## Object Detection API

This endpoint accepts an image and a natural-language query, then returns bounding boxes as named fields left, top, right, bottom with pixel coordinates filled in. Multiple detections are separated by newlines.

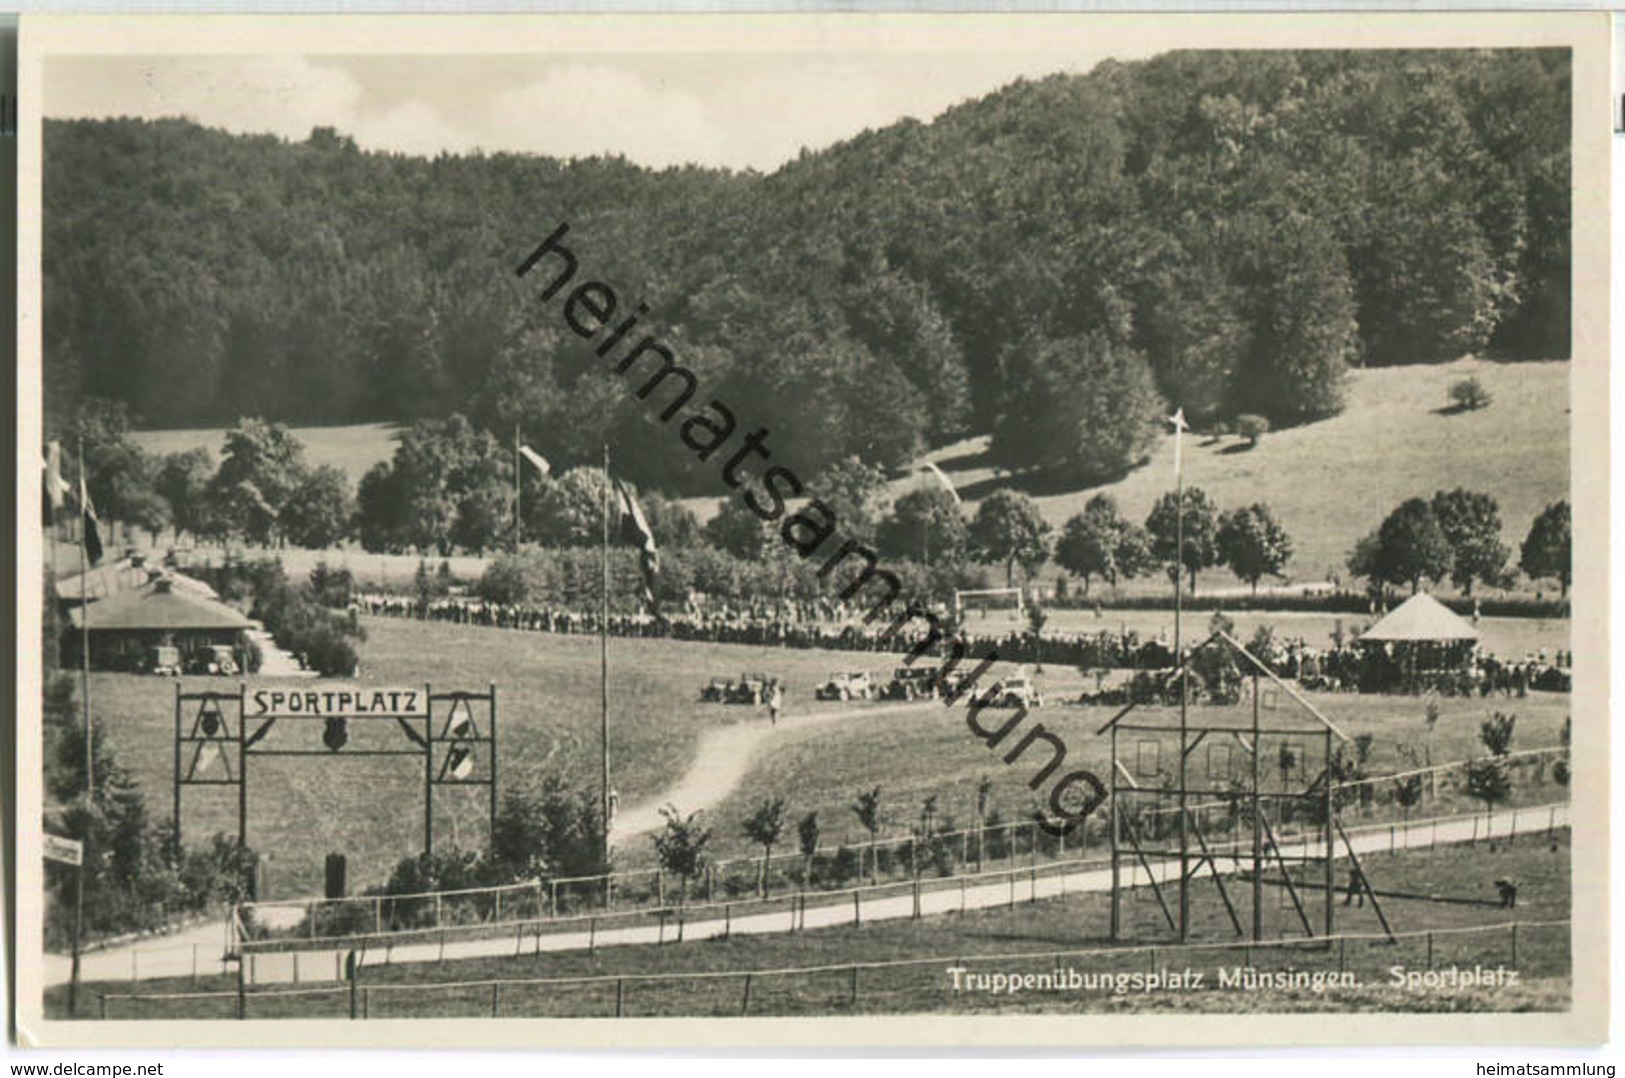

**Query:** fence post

left=1338, top=937, right=1345, bottom=974
left=490, top=983, right=500, bottom=1017
left=236, top=959, right=246, bottom=1020
left=724, top=903, right=732, bottom=940
left=363, top=987, right=370, bottom=1019
left=1426, top=931, right=1434, bottom=968
left=375, top=895, right=383, bottom=934
left=677, top=906, right=685, bottom=943
left=192, top=943, right=199, bottom=985
left=1511, top=923, right=1519, bottom=966
left=1389, top=826, right=1395, bottom=856
left=740, top=973, right=753, bottom=1016
left=1471, top=816, right=1478, bottom=846
left=853, top=889, right=861, bottom=927
left=913, top=879, right=921, bottom=920
left=435, top=893, right=443, bottom=928
left=98, top=994, right=107, bottom=1020
left=849, top=965, right=859, bottom=1005
left=589, top=916, right=597, bottom=956
left=131, top=949, right=138, bottom=984
left=293, top=951, right=300, bottom=984
left=1149, top=948, right=1157, bottom=975
left=1030, top=867, right=1037, bottom=902
left=1008, top=872, right=1016, bottom=909
left=347, top=951, right=358, bottom=1020
left=496, top=890, right=504, bottom=921
left=1510, top=808, right=1518, bottom=845
left=615, top=977, right=624, bottom=1017
left=961, top=877, right=967, bottom=914
left=309, top=899, right=317, bottom=939
left=657, top=871, right=665, bottom=907
left=1548, top=805, right=1556, bottom=838
left=1431, top=820, right=1438, bottom=850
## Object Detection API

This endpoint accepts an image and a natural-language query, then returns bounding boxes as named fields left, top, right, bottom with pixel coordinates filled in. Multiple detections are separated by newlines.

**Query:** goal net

left=954, top=587, right=1026, bottom=621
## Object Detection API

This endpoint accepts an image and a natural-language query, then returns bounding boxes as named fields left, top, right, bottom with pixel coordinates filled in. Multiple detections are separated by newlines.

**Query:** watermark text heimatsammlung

left=516, top=222, right=1106, bottom=833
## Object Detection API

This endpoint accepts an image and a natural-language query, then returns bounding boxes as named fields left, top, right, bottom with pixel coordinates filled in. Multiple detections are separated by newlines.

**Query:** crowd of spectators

left=351, top=592, right=1570, bottom=698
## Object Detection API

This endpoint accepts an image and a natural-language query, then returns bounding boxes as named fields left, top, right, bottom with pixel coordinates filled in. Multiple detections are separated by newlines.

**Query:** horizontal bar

left=245, top=749, right=427, bottom=758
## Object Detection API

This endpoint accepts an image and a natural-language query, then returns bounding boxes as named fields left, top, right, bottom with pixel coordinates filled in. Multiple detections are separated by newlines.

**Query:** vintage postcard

left=12, top=12, right=1611, bottom=1049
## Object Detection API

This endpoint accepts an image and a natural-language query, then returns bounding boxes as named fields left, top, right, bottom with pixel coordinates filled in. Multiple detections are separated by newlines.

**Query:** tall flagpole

left=1171, top=410, right=1189, bottom=942
left=600, top=443, right=611, bottom=873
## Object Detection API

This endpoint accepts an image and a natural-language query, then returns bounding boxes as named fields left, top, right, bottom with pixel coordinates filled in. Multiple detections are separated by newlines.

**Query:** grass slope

left=910, top=358, right=1569, bottom=586
left=128, top=422, right=402, bottom=488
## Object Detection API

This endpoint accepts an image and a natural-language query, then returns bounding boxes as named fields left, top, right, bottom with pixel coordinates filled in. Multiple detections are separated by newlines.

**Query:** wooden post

left=589, top=916, right=597, bottom=956
left=853, top=889, right=861, bottom=927
left=1511, top=923, right=1519, bottom=966
left=615, top=977, right=624, bottom=1017
left=724, top=902, right=732, bottom=940
left=849, top=965, right=859, bottom=1005
left=1426, top=931, right=1434, bottom=968
left=347, top=951, right=358, bottom=1020
left=740, top=973, right=753, bottom=1015
left=490, top=983, right=500, bottom=1017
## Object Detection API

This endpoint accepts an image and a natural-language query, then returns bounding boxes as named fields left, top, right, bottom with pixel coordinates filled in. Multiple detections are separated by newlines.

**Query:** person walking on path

left=767, top=680, right=783, bottom=726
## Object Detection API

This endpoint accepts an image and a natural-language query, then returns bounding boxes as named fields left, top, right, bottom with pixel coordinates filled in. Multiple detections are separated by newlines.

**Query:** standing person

left=1344, top=864, right=1365, bottom=907
left=767, top=680, right=783, bottom=726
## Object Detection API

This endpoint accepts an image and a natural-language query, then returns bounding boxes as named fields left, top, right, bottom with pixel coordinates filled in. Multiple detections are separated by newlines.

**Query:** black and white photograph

left=12, top=13, right=1612, bottom=1048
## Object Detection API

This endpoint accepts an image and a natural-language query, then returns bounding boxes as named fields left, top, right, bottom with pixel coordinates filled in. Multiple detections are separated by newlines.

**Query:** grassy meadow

left=86, top=611, right=1572, bottom=896
left=89, top=617, right=945, bottom=895
left=909, top=358, right=1569, bottom=588
left=127, top=422, right=403, bottom=488
left=58, top=831, right=1571, bottom=1019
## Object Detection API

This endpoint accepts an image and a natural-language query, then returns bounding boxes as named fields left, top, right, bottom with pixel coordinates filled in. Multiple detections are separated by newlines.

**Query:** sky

left=43, top=48, right=1157, bottom=171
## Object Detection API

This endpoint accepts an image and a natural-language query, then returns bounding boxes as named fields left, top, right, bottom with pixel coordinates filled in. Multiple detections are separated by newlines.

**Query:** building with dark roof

left=63, top=574, right=255, bottom=673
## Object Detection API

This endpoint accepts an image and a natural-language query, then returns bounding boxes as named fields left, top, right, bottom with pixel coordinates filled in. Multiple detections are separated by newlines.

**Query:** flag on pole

left=518, top=445, right=551, bottom=478
left=44, top=441, right=69, bottom=524
left=77, top=470, right=103, bottom=566
left=611, top=475, right=659, bottom=612
left=1168, top=408, right=1189, bottom=478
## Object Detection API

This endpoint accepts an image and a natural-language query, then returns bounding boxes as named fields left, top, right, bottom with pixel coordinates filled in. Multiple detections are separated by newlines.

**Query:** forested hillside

left=44, top=48, right=1570, bottom=495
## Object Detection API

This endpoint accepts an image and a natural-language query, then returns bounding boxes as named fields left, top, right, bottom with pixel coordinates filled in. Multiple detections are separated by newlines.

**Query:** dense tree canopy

left=44, top=49, right=1571, bottom=499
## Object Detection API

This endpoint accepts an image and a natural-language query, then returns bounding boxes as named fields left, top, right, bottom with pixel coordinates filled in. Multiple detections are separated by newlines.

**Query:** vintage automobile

left=815, top=671, right=873, bottom=701
left=193, top=644, right=240, bottom=677
left=147, top=645, right=182, bottom=677
left=729, top=672, right=773, bottom=705
left=880, top=666, right=939, bottom=700
left=987, top=673, right=1043, bottom=708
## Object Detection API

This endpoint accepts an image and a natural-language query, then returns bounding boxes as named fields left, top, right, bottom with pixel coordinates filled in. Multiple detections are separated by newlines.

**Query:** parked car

left=989, top=674, right=1043, bottom=708
left=193, top=644, right=239, bottom=677
left=147, top=645, right=182, bottom=677
left=729, top=672, right=772, bottom=705
left=815, top=671, right=873, bottom=701
left=880, top=666, right=939, bottom=700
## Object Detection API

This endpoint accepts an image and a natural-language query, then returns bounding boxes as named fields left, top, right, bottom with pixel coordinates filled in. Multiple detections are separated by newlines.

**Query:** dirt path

left=609, top=698, right=940, bottom=845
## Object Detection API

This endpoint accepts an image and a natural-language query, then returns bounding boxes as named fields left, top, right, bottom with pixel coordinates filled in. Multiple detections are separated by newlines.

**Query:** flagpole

left=1173, top=413, right=1189, bottom=943
left=513, top=424, right=522, bottom=552
left=600, top=443, right=611, bottom=876
left=71, top=439, right=91, bottom=1015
